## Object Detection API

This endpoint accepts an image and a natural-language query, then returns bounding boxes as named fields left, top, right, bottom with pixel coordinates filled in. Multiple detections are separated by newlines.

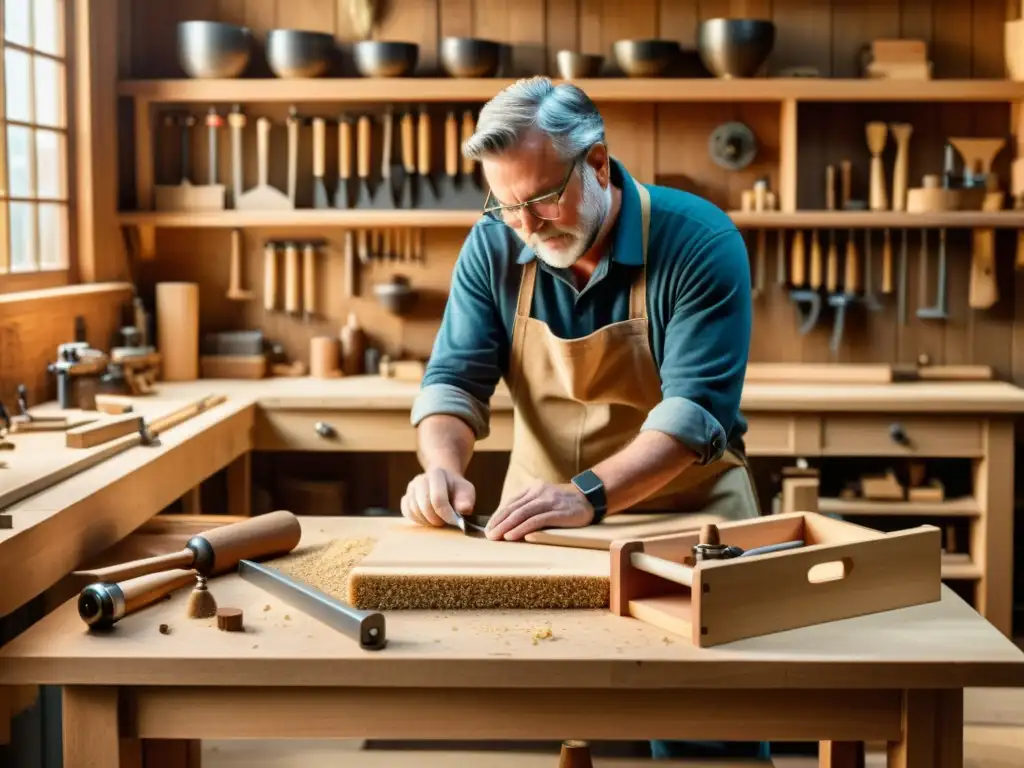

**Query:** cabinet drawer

left=255, top=410, right=418, bottom=452
left=820, top=416, right=984, bottom=457
left=744, top=414, right=821, bottom=456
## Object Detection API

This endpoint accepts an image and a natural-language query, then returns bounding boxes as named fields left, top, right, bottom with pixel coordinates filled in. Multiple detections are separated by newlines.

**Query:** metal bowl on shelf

left=373, top=275, right=418, bottom=315
left=556, top=51, right=604, bottom=79
left=266, top=28, right=336, bottom=78
left=177, top=21, right=253, bottom=78
left=440, top=37, right=503, bottom=78
left=353, top=40, right=419, bottom=77
left=697, top=18, right=776, bottom=78
left=612, top=39, right=681, bottom=77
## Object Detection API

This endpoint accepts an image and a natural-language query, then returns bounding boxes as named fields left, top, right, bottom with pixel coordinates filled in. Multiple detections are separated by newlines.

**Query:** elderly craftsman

left=402, top=77, right=767, bottom=760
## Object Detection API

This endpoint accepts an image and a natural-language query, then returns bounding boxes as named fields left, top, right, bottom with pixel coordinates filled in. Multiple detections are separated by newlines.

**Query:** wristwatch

left=570, top=469, right=607, bottom=524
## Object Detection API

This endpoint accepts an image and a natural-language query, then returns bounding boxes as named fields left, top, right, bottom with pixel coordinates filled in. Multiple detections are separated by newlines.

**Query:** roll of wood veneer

left=156, top=282, right=199, bottom=381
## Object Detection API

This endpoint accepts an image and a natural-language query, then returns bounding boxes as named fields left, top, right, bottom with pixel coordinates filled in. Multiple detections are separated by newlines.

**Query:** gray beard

left=521, top=166, right=611, bottom=269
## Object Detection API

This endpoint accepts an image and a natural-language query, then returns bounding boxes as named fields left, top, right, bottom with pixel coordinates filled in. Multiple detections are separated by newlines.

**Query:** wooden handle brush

left=74, top=510, right=302, bottom=583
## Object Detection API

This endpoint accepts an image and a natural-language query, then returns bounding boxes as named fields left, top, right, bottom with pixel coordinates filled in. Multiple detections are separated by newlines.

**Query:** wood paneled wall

left=119, top=0, right=1024, bottom=382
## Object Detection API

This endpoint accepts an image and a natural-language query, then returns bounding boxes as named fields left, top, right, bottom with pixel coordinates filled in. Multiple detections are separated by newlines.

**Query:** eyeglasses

left=481, top=153, right=585, bottom=227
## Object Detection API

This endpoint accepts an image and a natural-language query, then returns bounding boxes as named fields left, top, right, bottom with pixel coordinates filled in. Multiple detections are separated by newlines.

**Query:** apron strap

left=629, top=180, right=651, bottom=321
left=515, top=259, right=538, bottom=318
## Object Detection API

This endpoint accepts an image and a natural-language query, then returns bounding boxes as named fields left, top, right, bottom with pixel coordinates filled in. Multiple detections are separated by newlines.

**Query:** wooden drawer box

left=610, top=512, right=942, bottom=647
left=820, top=416, right=984, bottom=457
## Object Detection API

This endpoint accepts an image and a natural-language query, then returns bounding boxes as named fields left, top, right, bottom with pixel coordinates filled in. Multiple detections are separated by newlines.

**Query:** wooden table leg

left=820, top=741, right=865, bottom=768
left=63, top=686, right=125, bottom=768
left=226, top=452, right=252, bottom=516
left=887, top=689, right=963, bottom=768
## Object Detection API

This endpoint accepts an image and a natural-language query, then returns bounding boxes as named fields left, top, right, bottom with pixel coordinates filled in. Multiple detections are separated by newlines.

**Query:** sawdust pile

left=348, top=574, right=608, bottom=611
left=270, top=537, right=378, bottom=601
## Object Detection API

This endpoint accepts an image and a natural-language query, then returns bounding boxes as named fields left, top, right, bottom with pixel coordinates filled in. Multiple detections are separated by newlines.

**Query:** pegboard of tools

left=610, top=512, right=941, bottom=648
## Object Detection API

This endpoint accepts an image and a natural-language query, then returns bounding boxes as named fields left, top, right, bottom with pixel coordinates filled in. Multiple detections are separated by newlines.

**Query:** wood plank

left=66, top=414, right=144, bottom=449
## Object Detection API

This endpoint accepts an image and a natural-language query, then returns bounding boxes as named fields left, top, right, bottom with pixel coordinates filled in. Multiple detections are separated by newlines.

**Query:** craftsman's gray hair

left=462, top=76, right=606, bottom=162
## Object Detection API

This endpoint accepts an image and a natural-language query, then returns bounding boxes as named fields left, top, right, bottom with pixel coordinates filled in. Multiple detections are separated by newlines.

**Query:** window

left=0, top=0, right=69, bottom=287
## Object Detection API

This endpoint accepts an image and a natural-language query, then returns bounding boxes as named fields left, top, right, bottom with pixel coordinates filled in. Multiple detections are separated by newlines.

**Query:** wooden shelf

left=118, top=210, right=482, bottom=228
left=729, top=211, right=1024, bottom=229
left=942, top=553, right=983, bottom=581
left=117, top=77, right=1024, bottom=104
left=819, top=496, right=980, bottom=517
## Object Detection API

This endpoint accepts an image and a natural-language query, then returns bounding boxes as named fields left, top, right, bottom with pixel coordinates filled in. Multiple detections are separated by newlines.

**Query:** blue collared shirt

left=410, top=158, right=751, bottom=466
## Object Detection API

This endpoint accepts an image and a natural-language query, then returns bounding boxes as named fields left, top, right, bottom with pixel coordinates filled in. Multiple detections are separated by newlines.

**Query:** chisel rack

left=610, top=512, right=941, bottom=647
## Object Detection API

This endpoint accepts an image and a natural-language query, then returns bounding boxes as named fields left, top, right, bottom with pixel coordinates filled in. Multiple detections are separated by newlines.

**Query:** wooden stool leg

left=820, top=741, right=865, bottom=768
left=559, top=740, right=592, bottom=768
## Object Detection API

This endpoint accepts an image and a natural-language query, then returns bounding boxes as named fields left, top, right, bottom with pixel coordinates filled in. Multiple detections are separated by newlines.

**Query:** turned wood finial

left=216, top=607, right=244, bottom=632
left=700, top=524, right=720, bottom=547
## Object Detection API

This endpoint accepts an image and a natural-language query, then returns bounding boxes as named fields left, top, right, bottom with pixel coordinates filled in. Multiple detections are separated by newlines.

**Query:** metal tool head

left=827, top=293, right=858, bottom=356
left=788, top=289, right=824, bottom=335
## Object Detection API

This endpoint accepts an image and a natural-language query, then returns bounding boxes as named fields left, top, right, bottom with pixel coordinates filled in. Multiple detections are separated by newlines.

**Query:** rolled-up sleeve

left=411, top=226, right=507, bottom=440
left=641, top=228, right=751, bottom=465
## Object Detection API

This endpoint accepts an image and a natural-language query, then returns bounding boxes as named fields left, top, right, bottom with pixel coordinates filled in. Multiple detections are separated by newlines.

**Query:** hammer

left=73, top=510, right=303, bottom=583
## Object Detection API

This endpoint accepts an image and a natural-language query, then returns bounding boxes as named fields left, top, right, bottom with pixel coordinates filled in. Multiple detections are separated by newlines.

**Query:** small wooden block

left=860, top=470, right=904, bottom=501
left=96, top=400, right=133, bottom=415
left=908, top=480, right=945, bottom=503
left=216, top=607, right=244, bottom=632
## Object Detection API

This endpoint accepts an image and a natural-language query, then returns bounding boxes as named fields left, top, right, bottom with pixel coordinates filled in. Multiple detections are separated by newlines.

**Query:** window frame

left=0, top=0, right=75, bottom=295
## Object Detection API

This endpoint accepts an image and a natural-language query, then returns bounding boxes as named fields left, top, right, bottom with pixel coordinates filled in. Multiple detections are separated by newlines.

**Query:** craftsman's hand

left=401, top=468, right=476, bottom=528
left=486, top=482, right=594, bottom=541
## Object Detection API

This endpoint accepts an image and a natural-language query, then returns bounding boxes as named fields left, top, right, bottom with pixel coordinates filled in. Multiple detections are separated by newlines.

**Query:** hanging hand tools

left=204, top=107, right=226, bottom=209
left=226, top=228, right=254, bottom=301
left=354, top=114, right=373, bottom=208
left=370, top=107, right=396, bottom=208
left=460, top=109, right=485, bottom=205
left=263, top=241, right=278, bottom=311
left=286, top=106, right=300, bottom=207
left=399, top=108, right=416, bottom=208
left=916, top=228, right=948, bottom=320
left=228, top=104, right=245, bottom=208
left=334, top=114, right=352, bottom=209
left=73, top=510, right=302, bottom=583
left=236, top=117, right=292, bottom=210
left=284, top=241, right=300, bottom=316
left=303, top=241, right=318, bottom=322
left=952, top=137, right=1006, bottom=311
left=312, top=116, right=330, bottom=208
left=417, top=105, right=439, bottom=207
left=154, top=112, right=224, bottom=211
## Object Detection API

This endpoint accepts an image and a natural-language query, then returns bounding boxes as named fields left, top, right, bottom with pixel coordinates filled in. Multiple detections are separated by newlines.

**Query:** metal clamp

left=238, top=560, right=387, bottom=651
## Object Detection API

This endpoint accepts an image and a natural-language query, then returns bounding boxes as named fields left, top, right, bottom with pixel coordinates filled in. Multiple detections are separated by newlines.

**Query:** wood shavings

left=263, top=604, right=271, bottom=612
left=531, top=625, right=554, bottom=645
left=269, top=537, right=378, bottom=602
left=349, top=574, right=608, bottom=610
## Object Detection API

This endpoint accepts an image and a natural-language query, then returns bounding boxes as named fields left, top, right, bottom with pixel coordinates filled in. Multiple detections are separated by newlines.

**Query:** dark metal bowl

left=353, top=40, right=419, bottom=77
left=612, top=39, right=681, bottom=77
left=697, top=18, right=776, bottom=78
left=440, top=37, right=502, bottom=78
left=266, top=29, right=336, bottom=78
left=556, top=51, right=604, bottom=79
left=177, top=21, right=252, bottom=78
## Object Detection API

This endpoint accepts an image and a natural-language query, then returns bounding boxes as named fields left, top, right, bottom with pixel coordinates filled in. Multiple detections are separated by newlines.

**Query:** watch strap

left=571, top=469, right=607, bottom=524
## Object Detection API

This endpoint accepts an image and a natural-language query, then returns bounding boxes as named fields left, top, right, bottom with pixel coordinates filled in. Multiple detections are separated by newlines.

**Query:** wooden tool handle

left=77, top=550, right=195, bottom=583
left=445, top=112, right=458, bottom=178
left=969, top=229, right=998, bottom=309
left=286, top=110, right=299, bottom=203
left=1016, top=229, right=1024, bottom=270
left=809, top=231, right=822, bottom=288
left=381, top=109, right=393, bottom=179
left=312, top=117, right=325, bottom=178
left=263, top=242, right=277, bottom=311
left=826, top=238, right=838, bottom=292
left=382, top=227, right=392, bottom=259
left=840, top=160, right=852, bottom=208
left=122, top=569, right=197, bottom=614
left=417, top=109, right=431, bottom=175
left=344, top=230, right=356, bottom=298
left=227, top=111, right=247, bottom=129
left=891, top=124, right=912, bottom=212
left=303, top=243, right=316, bottom=314
left=256, top=117, right=271, bottom=186
left=401, top=112, right=415, bottom=174
left=881, top=229, right=893, bottom=292
left=284, top=243, right=299, bottom=314
left=870, top=156, right=888, bottom=211
left=790, top=231, right=805, bottom=286
left=844, top=233, right=860, bottom=292
left=339, top=117, right=352, bottom=180
left=197, top=510, right=302, bottom=576
left=229, top=229, right=243, bottom=294
left=357, top=115, right=371, bottom=180
left=825, top=165, right=835, bottom=211
left=461, top=111, right=475, bottom=175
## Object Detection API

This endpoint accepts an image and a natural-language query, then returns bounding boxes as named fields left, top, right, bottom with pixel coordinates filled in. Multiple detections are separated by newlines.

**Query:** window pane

left=9, top=201, right=36, bottom=271
left=33, top=0, right=63, bottom=56
left=8, top=125, right=33, bottom=197
left=38, top=202, right=65, bottom=268
left=5, top=0, right=31, bottom=47
left=35, top=128, right=63, bottom=198
left=34, top=57, right=64, bottom=128
left=5, top=49, right=32, bottom=123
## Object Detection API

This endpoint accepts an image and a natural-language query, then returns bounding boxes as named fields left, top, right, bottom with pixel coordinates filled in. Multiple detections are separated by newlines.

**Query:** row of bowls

left=178, top=19, right=775, bottom=80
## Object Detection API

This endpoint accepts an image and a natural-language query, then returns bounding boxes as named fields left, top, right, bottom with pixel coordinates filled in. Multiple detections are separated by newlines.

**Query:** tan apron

left=499, top=180, right=761, bottom=522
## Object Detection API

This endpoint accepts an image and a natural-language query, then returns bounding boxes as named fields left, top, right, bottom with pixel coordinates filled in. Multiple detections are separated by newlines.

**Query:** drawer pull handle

left=888, top=423, right=911, bottom=446
left=314, top=421, right=336, bottom=438
left=808, top=558, right=852, bottom=584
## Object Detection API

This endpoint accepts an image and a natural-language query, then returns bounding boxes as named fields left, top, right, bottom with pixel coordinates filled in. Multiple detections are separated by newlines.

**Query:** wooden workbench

left=0, top=516, right=1021, bottom=768
left=2, top=375, right=1023, bottom=640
